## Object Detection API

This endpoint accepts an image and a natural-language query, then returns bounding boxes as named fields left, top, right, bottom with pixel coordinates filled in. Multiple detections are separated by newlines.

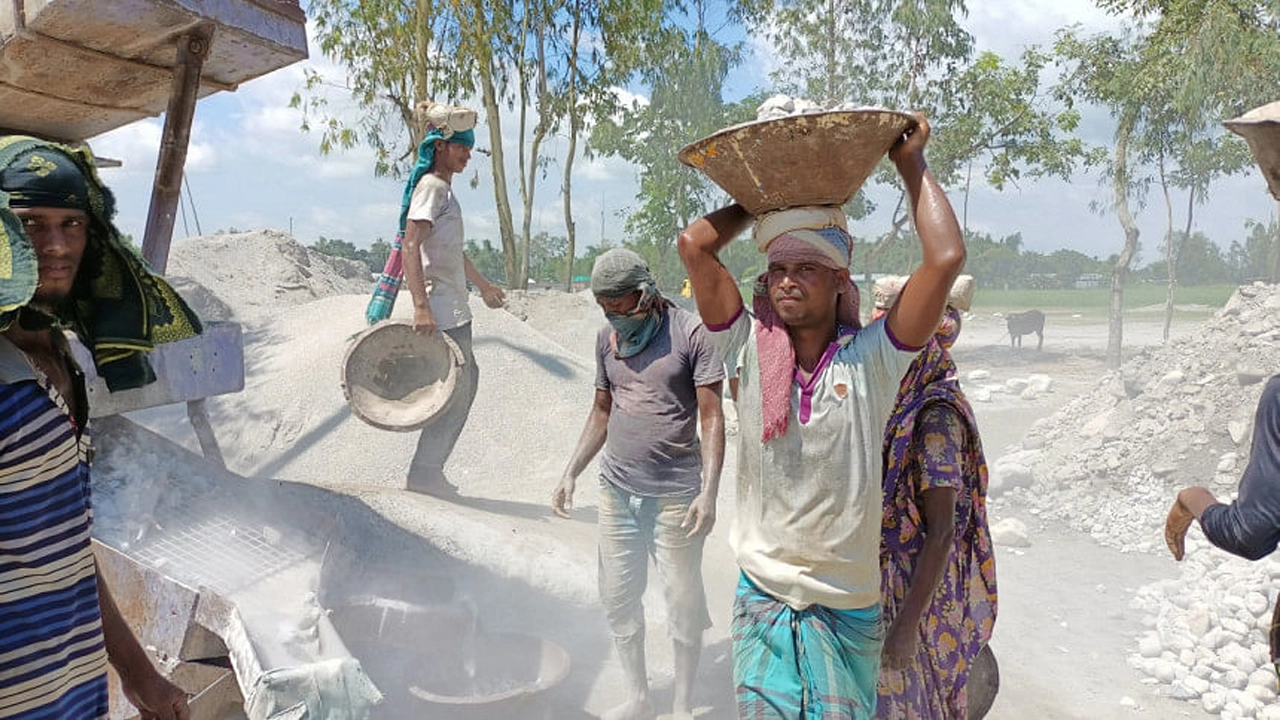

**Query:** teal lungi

left=732, top=573, right=883, bottom=719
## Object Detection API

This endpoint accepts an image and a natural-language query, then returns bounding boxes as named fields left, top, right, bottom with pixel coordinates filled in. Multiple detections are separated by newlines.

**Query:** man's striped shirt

left=0, top=336, right=109, bottom=719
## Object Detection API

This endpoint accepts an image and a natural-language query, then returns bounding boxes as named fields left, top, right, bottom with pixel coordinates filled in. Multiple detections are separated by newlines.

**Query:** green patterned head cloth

left=0, top=146, right=89, bottom=210
left=0, top=136, right=202, bottom=390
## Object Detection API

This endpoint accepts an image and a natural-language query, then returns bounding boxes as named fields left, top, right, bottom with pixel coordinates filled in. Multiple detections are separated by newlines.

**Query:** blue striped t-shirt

left=0, top=336, right=109, bottom=719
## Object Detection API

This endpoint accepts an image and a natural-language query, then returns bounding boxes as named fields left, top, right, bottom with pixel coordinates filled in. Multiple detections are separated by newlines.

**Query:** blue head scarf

left=398, top=128, right=475, bottom=232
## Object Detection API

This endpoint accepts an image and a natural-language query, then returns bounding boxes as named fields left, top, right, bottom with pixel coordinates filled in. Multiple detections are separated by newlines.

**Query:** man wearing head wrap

left=398, top=104, right=507, bottom=495
left=553, top=248, right=725, bottom=720
left=0, top=137, right=195, bottom=719
left=678, top=115, right=966, bottom=717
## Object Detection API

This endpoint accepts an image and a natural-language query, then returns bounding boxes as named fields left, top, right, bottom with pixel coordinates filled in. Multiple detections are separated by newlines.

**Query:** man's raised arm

left=677, top=203, right=754, bottom=327
left=886, top=115, right=967, bottom=349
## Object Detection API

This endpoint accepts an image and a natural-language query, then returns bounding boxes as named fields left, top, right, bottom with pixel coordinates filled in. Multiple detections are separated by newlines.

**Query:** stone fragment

left=1137, top=633, right=1162, bottom=658
left=1229, top=420, right=1251, bottom=444
left=1217, top=452, right=1239, bottom=472
left=990, top=518, right=1030, bottom=548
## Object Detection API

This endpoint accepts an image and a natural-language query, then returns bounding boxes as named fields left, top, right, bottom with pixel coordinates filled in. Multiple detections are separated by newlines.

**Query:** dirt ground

left=492, top=300, right=1218, bottom=719
left=949, top=312, right=1210, bottom=720
left=116, top=285, right=1222, bottom=719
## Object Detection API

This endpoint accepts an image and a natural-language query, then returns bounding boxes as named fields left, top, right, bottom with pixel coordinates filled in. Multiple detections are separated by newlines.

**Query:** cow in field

left=1006, top=309, right=1045, bottom=350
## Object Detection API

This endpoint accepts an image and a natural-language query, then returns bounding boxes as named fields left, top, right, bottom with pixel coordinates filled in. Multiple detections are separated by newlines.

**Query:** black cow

left=1006, top=309, right=1044, bottom=350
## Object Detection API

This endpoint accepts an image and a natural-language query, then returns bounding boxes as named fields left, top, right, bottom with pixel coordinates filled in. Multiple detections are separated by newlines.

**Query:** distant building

left=1075, top=273, right=1105, bottom=289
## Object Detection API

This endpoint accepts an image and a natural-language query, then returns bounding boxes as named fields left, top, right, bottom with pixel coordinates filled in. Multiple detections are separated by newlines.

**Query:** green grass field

left=970, top=283, right=1236, bottom=319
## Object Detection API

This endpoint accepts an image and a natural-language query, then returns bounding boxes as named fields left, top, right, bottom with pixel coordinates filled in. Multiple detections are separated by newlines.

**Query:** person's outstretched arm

left=886, top=115, right=966, bottom=349
left=1166, top=376, right=1280, bottom=561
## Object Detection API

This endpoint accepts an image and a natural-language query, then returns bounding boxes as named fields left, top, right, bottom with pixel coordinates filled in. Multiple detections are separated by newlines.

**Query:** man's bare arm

left=677, top=204, right=753, bottom=327
left=886, top=116, right=966, bottom=348
left=552, top=389, right=612, bottom=518
left=401, top=219, right=437, bottom=334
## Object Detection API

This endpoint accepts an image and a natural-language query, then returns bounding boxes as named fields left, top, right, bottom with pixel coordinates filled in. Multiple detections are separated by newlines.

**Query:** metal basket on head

left=341, top=320, right=464, bottom=432
left=1225, top=100, right=1280, bottom=201
left=678, top=109, right=917, bottom=214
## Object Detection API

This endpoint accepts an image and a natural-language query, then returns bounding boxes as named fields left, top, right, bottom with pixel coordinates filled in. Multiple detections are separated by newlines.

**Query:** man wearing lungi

left=678, top=115, right=966, bottom=718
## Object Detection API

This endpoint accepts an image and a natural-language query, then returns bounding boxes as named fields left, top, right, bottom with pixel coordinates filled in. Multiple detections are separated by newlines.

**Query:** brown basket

left=1225, top=101, right=1280, bottom=201
left=341, top=320, right=463, bottom=432
left=678, top=109, right=916, bottom=214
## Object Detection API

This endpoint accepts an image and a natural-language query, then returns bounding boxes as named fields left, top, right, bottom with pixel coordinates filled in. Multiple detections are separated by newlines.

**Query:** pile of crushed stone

left=998, top=282, right=1278, bottom=551
left=166, top=229, right=371, bottom=323
left=992, top=282, right=1280, bottom=717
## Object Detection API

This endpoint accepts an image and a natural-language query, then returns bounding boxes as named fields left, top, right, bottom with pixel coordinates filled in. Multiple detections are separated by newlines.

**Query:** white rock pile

left=755, top=94, right=894, bottom=121
left=967, top=369, right=1055, bottom=403
left=997, top=282, right=1280, bottom=716
left=1129, top=544, right=1280, bottom=718
left=1006, top=283, right=1279, bottom=550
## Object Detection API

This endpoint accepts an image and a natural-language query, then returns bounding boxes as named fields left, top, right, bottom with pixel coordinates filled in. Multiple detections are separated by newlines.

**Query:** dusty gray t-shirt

left=596, top=305, right=724, bottom=498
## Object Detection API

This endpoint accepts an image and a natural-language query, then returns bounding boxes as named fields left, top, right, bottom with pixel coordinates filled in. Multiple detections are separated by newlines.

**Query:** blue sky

left=88, top=0, right=1276, bottom=267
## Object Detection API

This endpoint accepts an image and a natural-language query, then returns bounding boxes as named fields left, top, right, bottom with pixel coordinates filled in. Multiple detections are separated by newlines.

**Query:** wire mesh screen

left=130, top=515, right=309, bottom=596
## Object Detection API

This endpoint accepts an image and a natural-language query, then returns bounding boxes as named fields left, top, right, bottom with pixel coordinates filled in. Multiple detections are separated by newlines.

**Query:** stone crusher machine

left=0, top=0, right=301, bottom=716
left=2, top=4, right=574, bottom=718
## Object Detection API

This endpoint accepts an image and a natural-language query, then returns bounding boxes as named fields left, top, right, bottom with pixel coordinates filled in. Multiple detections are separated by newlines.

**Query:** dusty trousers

left=408, top=322, right=477, bottom=482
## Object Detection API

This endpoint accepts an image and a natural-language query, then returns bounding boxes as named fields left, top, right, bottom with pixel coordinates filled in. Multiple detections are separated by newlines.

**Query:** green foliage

left=292, top=0, right=472, bottom=178
left=758, top=0, right=1097, bottom=259
left=309, top=236, right=387, bottom=273
left=590, top=12, right=754, bottom=259
left=1227, top=218, right=1280, bottom=282
left=465, top=238, right=507, bottom=284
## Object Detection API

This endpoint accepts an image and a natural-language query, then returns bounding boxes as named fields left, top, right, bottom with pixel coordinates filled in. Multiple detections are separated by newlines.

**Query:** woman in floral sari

left=872, top=278, right=997, bottom=719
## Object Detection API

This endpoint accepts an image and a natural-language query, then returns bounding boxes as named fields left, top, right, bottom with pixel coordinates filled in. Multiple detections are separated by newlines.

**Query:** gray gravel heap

left=996, top=282, right=1279, bottom=718
left=1000, top=282, right=1279, bottom=552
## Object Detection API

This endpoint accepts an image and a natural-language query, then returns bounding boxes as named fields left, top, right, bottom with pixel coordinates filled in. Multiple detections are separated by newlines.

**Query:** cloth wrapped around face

left=591, top=248, right=670, bottom=358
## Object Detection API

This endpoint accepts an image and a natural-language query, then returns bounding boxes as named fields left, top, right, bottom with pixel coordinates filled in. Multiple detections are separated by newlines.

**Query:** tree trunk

left=478, top=65, right=518, bottom=287
left=1108, top=115, right=1139, bottom=370
left=1273, top=199, right=1280, bottom=283
left=562, top=5, right=581, bottom=293
left=517, top=79, right=531, bottom=290
left=1164, top=185, right=1196, bottom=342
left=1159, top=151, right=1174, bottom=344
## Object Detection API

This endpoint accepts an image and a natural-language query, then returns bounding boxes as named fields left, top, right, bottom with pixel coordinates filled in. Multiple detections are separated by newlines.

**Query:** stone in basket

left=678, top=109, right=917, bottom=215
left=1225, top=100, right=1280, bottom=201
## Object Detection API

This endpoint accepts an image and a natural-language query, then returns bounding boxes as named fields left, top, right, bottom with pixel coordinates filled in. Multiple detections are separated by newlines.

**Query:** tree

left=591, top=3, right=755, bottom=266
left=464, top=238, right=506, bottom=283
left=1229, top=218, right=1279, bottom=282
left=1057, top=1, right=1280, bottom=364
left=763, top=1, right=1097, bottom=292
left=293, top=1, right=470, bottom=177
left=367, top=238, right=392, bottom=273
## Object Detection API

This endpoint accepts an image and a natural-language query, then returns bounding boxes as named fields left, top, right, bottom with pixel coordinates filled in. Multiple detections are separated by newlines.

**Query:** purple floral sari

left=876, top=309, right=998, bottom=719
